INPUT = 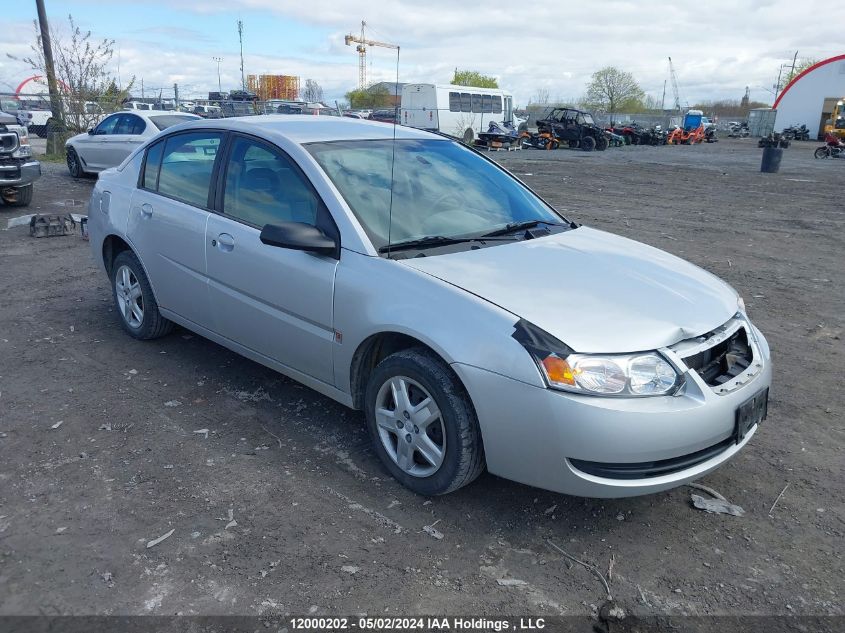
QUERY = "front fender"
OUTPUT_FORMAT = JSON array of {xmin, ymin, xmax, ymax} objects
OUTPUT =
[{"xmin": 332, "ymin": 251, "xmax": 545, "ymax": 398}]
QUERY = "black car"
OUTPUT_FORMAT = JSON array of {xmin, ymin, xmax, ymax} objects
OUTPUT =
[{"xmin": 369, "ymin": 108, "xmax": 400, "ymax": 124}]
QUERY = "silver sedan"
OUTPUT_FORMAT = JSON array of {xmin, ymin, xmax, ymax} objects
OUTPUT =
[
  {"xmin": 65, "ymin": 110, "xmax": 200, "ymax": 177},
  {"xmin": 86, "ymin": 116, "xmax": 772, "ymax": 497}
]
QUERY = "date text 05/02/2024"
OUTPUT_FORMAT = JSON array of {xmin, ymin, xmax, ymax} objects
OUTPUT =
[{"xmin": 289, "ymin": 617, "xmax": 547, "ymax": 630}]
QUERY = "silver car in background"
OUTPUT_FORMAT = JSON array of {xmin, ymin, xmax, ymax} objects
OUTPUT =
[
  {"xmin": 87, "ymin": 116, "xmax": 772, "ymax": 497},
  {"xmin": 65, "ymin": 110, "xmax": 200, "ymax": 177}
]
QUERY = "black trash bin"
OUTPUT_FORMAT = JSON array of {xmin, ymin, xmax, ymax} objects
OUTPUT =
[{"xmin": 761, "ymin": 147, "xmax": 783, "ymax": 173}]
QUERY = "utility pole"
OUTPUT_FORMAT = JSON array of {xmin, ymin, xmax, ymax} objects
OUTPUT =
[
  {"xmin": 237, "ymin": 20, "xmax": 245, "ymax": 91},
  {"xmin": 34, "ymin": 0, "xmax": 63, "ymax": 128},
  {"xmin": 661, "ymin": 80, "xmax": 666, "ymax": 111},
  {"xmin": 788, "ymin": 50, "xmax": 798, "ymax": 82},
  {"xmin": 173, "ymin": 83, "xmax": 179, "ymax": 109},
  {"xmin": 213, "ymin": 56, "xmax": 222, "ymax": 92},
  {"xmin": 141, "ymin": 78, "xmax": 144, "ymax": 100}
]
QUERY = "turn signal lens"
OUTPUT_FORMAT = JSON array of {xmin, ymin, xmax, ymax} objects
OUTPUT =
[{"xmin": 541, "ymin": 354, "xmax": 576, "ymax": 386}]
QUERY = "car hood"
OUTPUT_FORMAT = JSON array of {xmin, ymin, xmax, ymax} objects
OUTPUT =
[{"xmin": 401, "ymin": 226, "xmax": 738, "ymax": 353}]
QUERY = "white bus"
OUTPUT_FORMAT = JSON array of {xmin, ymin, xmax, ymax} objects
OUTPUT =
[{"xmin": 400, "ymin": 84, "xmax": 521, "ymax": 143}]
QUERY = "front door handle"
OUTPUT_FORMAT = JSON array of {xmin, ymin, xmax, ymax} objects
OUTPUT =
[
  {"xmin": 214, "ymin": 233, "xmax": 235, "ymax": 252},
  {"xmin": 140, "ymin": 203, "xmax": 153, "ymax": 217}
]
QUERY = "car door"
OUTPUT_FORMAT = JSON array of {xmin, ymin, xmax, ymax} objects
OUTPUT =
[
  {"xmin": 76, "ymin": 113, "xmax": 121, "ymax": 170},
  {"xmin": 205, "ymin": 134, "xmax": 338, "ymax": 385},
  {"xmin": 100, "ymin": 113, "xmax": 147, "ymax": 167},
  {"xmin": 127, "ymin": 131, "xmax": 223, "ymax": 328}
]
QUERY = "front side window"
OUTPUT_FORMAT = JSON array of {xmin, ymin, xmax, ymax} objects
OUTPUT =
[
  {"xmin": 222, "ymin": 136, "xmax": 319, "ymax": 228},
  {"xmin": 95, "ymin": 115, "xmax": 120, "ymax": 135},
  {"xmin": 155, "ymin": 132, "xmax": 222, "ymax": 208},
  {"xmin": 307, "ymin": 139, "xmax": 563, "ymax": 252}
]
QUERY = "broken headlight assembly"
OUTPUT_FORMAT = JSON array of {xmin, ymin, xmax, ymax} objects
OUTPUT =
[{"xmin": 512, "ymin": 319, "xmax": 682, "ymax": 397}]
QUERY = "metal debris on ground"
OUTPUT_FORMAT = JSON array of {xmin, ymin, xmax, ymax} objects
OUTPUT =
[
  {"xmin": 691, "ymin": 494, "xmax": 745, "ymax": 517},
  {"xmin": 546, "ymin": 539, "xmax": 612, "ymax": 601},
  {"xmin": 496, "ymin": 578, "xmax": 528, "ymax": 587},
  {"xmin": 146, "ymin": 528, "xmax": 175, "ymax": 549},
  {"xmin": 341, "ymin": 565, "xmax": 360, "ymax": 574},
  {"xmin": 423, "ymin": 519, "xmax": 444, "ymax": 540},
  {"xmin": 50, "ymin": 421, "xmax": 63, "ymax": 429},
  {"xmin": 544, "ymin": 504, "xmax": 557, "ymax": 516},
  {"xmin": 769, "ymin": 484, "xmax": 790, "ymax": 516},
  {"xmin": 193, "ymin": 428, "xmax": 210, "ymax": 439},
  {"xmin": 29, "ymin": 214, "xmax": 76, "ymax": 238}
]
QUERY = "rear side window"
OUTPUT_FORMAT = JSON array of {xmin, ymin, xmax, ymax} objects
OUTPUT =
[
  {"xmin": 482, "ymin": 94, "xmax": 492, "ymax": 113},
  {"xmin": 155, "ymin": 132, "xmax": 222, "ymax": 208},
  {"xmin": 460, "ymin": 93, "xmax": 471, "ymax": 113},
  {"xmin": 115, "ymin": 114, "xmax": 145, "ymax": 135},
  {"xmin": 471, "ymin": 94, "xmax": 482, "ymax": 113},
  {"xmin": 142, "ymin": 141, "xmax": 164, "ymax": 190},
  {"xmin": 492, "ymin": 96, "xmax": 502, "ymax": 114},
  {"xmin": 448, "ymin": 92, "xmax": 461, "ymax": 112}
]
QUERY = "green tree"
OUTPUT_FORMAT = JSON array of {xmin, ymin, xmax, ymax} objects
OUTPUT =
[
  {"xmin": 584, "ymin": 66, "xmax": 645, "ymax": 118},
  {"xmin": 785, "ymin": 58, "xmax": 818, "ymax": 84},
  {"xmin": 451, "ymin": 69, "xmax": 498, "ymax": 89},
  {"xmin": 345, "ymin": 85, "xmax": 391, "ymax": 110}
]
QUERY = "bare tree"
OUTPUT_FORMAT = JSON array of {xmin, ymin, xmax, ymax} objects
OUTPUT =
[
  {"xmin": 532, "ymin": 88, "xmax": 550, "ymax": 105},
  {"xmin": 14, "ymin": 15, "xmax": 131, "ymax": 133},
  {"xmin": 584, "ymin": 67, "xmax": 644, "ymax": 119},
  {"xmin": 302, "ymin": 79, "xmax": 323, "ymax": 103}
]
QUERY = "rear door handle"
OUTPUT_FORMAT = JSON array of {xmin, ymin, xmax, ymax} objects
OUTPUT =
[
  {"xmin": 140, "ymin": 203, "xmax": 153, "ymax": 217},
  {"xmin": 214, "ymin": 233, "xmax": 235, "ymax": 252}
]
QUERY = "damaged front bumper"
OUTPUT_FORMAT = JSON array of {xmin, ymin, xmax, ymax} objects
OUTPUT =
[{"xmin": 452, "ymin": 319, "xmax": 772, "ymax": 498}]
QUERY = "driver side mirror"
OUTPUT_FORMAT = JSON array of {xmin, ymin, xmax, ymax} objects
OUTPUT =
[
  {"xmin": 260, "ymin": 222, "xmax": 339, "ymax": 259},
  {"xmin": 87, "ymin": 128, "xmax": 94, "ymax": 135}
]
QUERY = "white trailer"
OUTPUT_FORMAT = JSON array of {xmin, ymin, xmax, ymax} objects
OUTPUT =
[{"xmin": 401, "ymin": 84, "xmax": 521, "ymax": 144}]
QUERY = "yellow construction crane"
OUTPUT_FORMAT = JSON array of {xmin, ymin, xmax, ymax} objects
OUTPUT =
[{"xmin": 344, "ymin": 21, "xmax": 398, "ymax": 90}]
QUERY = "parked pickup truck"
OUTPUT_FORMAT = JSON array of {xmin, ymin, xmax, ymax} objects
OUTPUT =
[{"xmin": 0, "ymin": 109, "xmax": 41, "ymax": 207}]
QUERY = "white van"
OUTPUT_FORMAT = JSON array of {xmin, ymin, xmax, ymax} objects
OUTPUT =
[{"xmin": 401, "ymin": 84, "xmax": 521, "ymax": 143}]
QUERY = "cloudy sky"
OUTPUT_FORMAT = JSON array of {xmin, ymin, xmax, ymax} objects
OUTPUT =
[{"xmin": 0, "ymin": 0, "xmax": 839, "ymax": 107}]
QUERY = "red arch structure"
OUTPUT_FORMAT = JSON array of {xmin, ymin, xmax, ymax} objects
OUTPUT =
[
  {"xmin": 14, "ymin": 74, "xmax": 71, "ymax": 95},
  {"xmin": 773, "ymin": 54, "xmax": 845, "ymax": 109}
]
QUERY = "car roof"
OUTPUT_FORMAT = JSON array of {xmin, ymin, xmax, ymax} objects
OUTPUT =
[{"xmin": 167, "ymin": 115, "xmax": 439, "ymax": 144}]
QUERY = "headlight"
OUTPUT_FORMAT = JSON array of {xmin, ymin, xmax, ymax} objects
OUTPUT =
[
  {"xmin": 513, "ymin": 320, "xmax": 682, "ymax": 397},
  {"xmin": 737, "ymin": 296, "xmax": 745, "ymax": 314}
]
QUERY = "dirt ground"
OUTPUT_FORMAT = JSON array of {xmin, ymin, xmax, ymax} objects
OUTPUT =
[{"xmin": 0, "ymin": 138, "xmax": 842, "ymax": 622}]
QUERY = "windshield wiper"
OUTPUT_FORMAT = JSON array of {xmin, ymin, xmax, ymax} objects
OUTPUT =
[
  {"xmin": 378, "ymin": 234, "xmax": 517, "ymax": 253},
  {"xmin": 479, "ymin": 219, "xmax": 567, "ymax": 238}
]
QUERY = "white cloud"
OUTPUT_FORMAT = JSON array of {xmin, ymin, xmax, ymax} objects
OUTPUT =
[{"xmin": 2, "ymin": 1, "xmax": 841, "ymax": 106}]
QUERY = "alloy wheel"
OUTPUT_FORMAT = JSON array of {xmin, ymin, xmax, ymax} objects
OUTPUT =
[
  {"xmin": 374, "ymin": 376, "xmax": 446, "ymax": 477},
  {"xmin": 115, "ymin": 265, "xmax": 144, "ymax": 329}
]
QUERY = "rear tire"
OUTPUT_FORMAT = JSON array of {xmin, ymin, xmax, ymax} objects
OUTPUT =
[
  {"xmin": 364, "ymin": 348, "xmax": 485, "ymax": 496},
  {"xmin": 814, "ymin": 147, "xmax": 829, "ymax": 159},
  {"xmin": 111, "ymin": 251, "xmax": 174, "ymax": 340},
  {"xmin": 462, "ymin": 128, "xmax": 474, "ymax": 144},
  {"xmin": 1, "ymin": 185, "xmax": 33, "ymax": 207},
  {"xmin": 580, "ymin": 136, "xmax": 596, "ymax": 151}
]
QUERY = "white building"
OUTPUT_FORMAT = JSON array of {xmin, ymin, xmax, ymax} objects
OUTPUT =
[{"xmin": 773, "ymin": 54, "xmax": 845, "ymax": 138}]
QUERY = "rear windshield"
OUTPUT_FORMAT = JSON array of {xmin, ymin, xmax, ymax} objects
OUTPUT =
[{"xmin": 149, "ymin": 115, "xmax": 199, "ymax": 130}]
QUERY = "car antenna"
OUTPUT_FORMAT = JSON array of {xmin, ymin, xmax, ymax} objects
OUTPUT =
[{"xmin": 386, "ymin": 44, "xmax": 400, "ymax": 259}]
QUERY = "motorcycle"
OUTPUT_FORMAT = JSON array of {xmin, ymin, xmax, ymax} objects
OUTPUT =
[
  {"xmin": 814, "ymin": 132, "xmax": 845, "ymax": 159},
  {"xmin": 782, "ymin": 124, "xmax": 810, "ymax": 141}
]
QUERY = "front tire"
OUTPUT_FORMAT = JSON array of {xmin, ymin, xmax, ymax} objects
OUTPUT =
[
  {"xmin": 67, "ymin": 147, "xmax": 83, "ymax": 178},
  {"xmin": 595, "ymin": 135, "xmax": 609, "ymax": 151},
  {"xmin": 1, "ymin": 185, "xmax": 33, "ymax": 207},
  {"xmin": 364, "ymin": 348, "xmax": 485, "ymax": 496},
  {"xmin": 111, "ymin": 251, "xmax": 174, "ymax": 340},
  {"xmin": 580, "ymin": 135, "xmax": 596, "ymax": 151},
  {"xmin": 814, "ymin": 147, "xmax": 830, "ymax": 159},
  {"xmin": 462, "ymin": 128, "xmax": 474, "ymax": 145}
]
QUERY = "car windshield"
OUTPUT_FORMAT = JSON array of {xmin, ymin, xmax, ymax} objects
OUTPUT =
[
  {"xmin": 582, "ymin": 113, "xmax": 595, "ymax": 125},
  {"xmin": 149, "ymin": 115, "xmax": 199, "ymax": 130},
  {"xmin": 307, "ymin": 139, "xmax": 564, "ymax": 252}
]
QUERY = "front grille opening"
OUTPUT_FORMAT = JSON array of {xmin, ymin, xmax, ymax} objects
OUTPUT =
[{"xmin": 683, "ymin": 327, "xmax": 752, "ymax": 386}]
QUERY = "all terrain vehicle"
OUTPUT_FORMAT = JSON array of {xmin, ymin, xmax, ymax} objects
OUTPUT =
[
  {"xmin": 536, "ymin": 107, "xmax": 608, "ymax": 151},
  {"xmin": 0, "ymin": 109, "xmax": 40, "ymax": 207}
]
